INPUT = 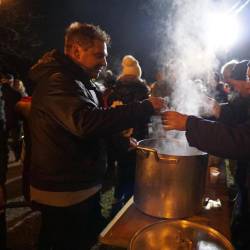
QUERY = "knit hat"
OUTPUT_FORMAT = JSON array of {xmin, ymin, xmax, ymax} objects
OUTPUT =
[
  {"xmin": 119, "ymin": 55, "xmax": 142, "ymax": 78},
  {"xmin": 231, "ymin": 60, "xmax": 249, "ymax": 80}
]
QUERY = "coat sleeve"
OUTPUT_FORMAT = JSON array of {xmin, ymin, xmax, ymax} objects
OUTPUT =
[
  {"xmin": 186, "ymin": 116, "xmax": 250, "ymax": 160},
  {"xmin": 40, "ymin": 76, "xmax": 154, "ymax": 139},
  {"xmin": 219, "ymin": 99, "xmax": 249, "ymax": 125}
]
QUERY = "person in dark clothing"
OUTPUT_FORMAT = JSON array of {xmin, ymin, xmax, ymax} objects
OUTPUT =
[
  {"xmin": 212, "ymin": 72, "xmax": 228, "ymax": 103},
  {"xmin": 0, "ymin": 73, "xmax": 23, "ymax": 162},
  {"xmin": 110, "ymin": 55, "xmax": 150, "ymax": 140},
  {"xmin": 0, "ymin": 76, "xmax": 7, "ymax": 250},
  {"xmin": 107, "ymin": 55, "xmax": 150, "ymax": 211},
  {"xmin": 151, "ymin": 66, "xmax": 173, "ymax": 99},
  {"xmin": 210, "ymin": 61, "xmax": 250, "ymax": 245},
  {"xmin": 162, "ymin": 97, "xmax": 250, "ymax": 250},
  {"xmin": 101, "ymin": 69, "xmax": 117, "ymax": 108},
  {"xmin": 222, "ymin": 60, "xmax": 250, "ymax": 249},
  {"xmin": 217, "ymin": 60, "xmax": 250, "ymax": 125},
  {"xmin": 29, "ymin": 22, "xmax": 164, "ymax": 250},
  {"xmin": 16, "ymin": 96, "xmax": 32, "ymax": 201},
  {"xmin": 163, "ymin": 61, "xmax": 250, "ymax": 249}
]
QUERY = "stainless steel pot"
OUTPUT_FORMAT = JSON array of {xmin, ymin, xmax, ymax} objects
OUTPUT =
[
  {"xmin": 134, "ymin": 138, "xmax": 208, "ymax": 219},
  {"xmin": 129, "ymin": 220, "xmax": 234, "ymax": 250}
]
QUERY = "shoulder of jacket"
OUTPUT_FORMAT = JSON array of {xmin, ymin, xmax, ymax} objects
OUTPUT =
[{"xmin": 49, "ymin": 72, "xmax": 73, "ymax": 82}]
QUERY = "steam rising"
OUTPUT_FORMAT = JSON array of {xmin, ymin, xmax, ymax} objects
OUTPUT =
[
  {"xmin": 157, "ymin": 0, "xmax": 236, "ymax": 115},
  {"xmin": 148, "ymin": 0, "xmax": 237, "ymax": 143}
]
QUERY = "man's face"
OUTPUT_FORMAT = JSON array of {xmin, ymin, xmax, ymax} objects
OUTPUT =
[
  {"xmin": 222, "ymin": 68, "xmax": 232, "ymax": 83},
  {"xmin": 76, "ymin": 40, "xmax": 108, "ymax": 79},
  {"xmin": 0, "ymin": 75, "xmax": 14, "ymax": 86}
]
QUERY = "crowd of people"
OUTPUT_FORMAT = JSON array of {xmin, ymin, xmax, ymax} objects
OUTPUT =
[
  {"xmin": 0, "ymin": 21, "xmax": 250, "ymax": 250},
  {"xmin": 0, "ymin": 73, "xmax": 28, "ymax": 250}
]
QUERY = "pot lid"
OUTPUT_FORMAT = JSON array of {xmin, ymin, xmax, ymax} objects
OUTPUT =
[{"xmin": 129, "ymin": 220, "xmax": 234, "ymax": 250}]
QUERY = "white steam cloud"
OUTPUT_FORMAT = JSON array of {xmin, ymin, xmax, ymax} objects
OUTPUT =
[
  {"xmin": 146, "ymin": 0, "xmax": 239, "ymax": 142},
  {"xmin": 157, "ymin": 0, "xmax": 236, "ymax": 115}
]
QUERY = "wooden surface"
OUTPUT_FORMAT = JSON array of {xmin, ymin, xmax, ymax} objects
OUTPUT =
[{"xmin": 99, "ymin": 165, "xmax": 231, "ymax": 249}]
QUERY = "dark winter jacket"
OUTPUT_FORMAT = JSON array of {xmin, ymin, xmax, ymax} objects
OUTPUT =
[
  {"xmin": 29, "ymin": 50, "xmax": 154, "ymax": 192},
  {"xmin": 108, "ymin": 75, "xmax": 150, "ymax": 140},
  {"xmin": 219, "ymin": 95, "xmax": 250, "ymax": 127},
  {"xmin": 109, "ymin": 75, "xmax": 149, "ymax": 105},
  {"xmin": 186, "ymin": 116, "xmax": 250, "ymax": 160}
]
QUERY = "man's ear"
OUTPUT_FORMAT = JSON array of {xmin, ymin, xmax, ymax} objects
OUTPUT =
[{"xmin": 71, "ymin": 43, "xmax": 81, "ymax": 60}]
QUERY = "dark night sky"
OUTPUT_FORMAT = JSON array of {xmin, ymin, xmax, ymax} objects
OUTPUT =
[
  {"xmin": 35, "ymin": 0, "xmax": 166, "ymax": 80},
  {"xmin": 30, "ymin": 0, "xmax": 250, "ymax": 81}
]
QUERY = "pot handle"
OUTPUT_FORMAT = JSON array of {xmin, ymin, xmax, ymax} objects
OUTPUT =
[
  {"xmin": 137, "ymin": 146, "xmax": 160, "ymax": 161},
  {"xmin": 164, "ymin": 157, "xmax": 178, "ymax": 164}
]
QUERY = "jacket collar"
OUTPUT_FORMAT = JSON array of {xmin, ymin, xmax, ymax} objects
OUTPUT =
[{"xmin": 54, "ymin": 50, "xmax": 97, "ymax": 90}]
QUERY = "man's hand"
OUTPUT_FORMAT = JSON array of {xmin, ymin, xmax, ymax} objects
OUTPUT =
[
  {"xmin": 203, "ymin": 96, "xmax": 221, "ymax": 119},
  {"xmin": 148, "ymin": 96, "xmax": 165, "ymax": 112},
  {"xmin": 161, "ymin": 111, "xmax": 188, "ymax": 131},
  {"xmin": 211, "ymin": 99, "xmax": 221, "ymax": 119}
]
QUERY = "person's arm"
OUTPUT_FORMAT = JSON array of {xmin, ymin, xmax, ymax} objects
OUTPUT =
[
  {"xmin": 38, "ymin": 76, "xmax": 164, "ymax": 139},
  {"xmin": 186, "ymin": 116, "xmax": 250, "ymax": 159},
  {"xmin": 162, "ymin": 111, "xmax": 250, "ymax": 160}
]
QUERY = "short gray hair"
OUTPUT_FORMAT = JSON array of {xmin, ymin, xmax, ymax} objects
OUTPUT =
[{"xmin": 64, "ymin": 22, "xmax": 110, "ymax": 53}]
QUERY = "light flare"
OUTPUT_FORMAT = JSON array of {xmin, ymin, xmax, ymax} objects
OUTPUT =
[{"xmin": 205, "ymin": 12, "xmax": 241, "ymax": 52}]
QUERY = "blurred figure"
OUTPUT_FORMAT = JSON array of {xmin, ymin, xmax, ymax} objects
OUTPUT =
[
  {"xmin": 0, "ymin": 73, "xmax": 23, "ymax": 162},
  {"xmin": 108, "ymin": 55, "xmax": 150, "ymax": 212},
  {"xmin": 13, "ymin": 78, "xmax": 28, "ymax": 97},
  {"xmin": 0, "ymin": 74, "xmax": 7, "ymax": 250},
  {"xmin": 98, "ymin": 69, "xmax": 118, "ymax": 186},
  {"xmin": 16, "ymin": 96, "xmax": 32, "ymax": 201},
  {"xmin": 101, "ymin": 69, "xmax": 117, "ymax": 108},
  {"xmin": 213, "ymin": 72, "xmax": 228, "ymax": 103},
  {"xmin": 197, "ymin": 60, "xmax": 250, "ymax": 249},
  {"xmin": 151, "ymin": 66, "xmax": 173, "ymax": 98},
  {"xmin": 110, "ymin": 55, "xmax": 150, "ymax": 140},
  {"xmin": 162, "ymin": 60, "xmax": 250, "ymax": 248}
]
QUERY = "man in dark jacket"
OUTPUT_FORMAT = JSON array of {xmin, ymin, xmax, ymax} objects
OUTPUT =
[{"xmin": 29, "ymin": 22, "xmax": 164, "ymax": 250}]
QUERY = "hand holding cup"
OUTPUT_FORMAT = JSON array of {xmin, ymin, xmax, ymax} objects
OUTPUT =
[{"xmin": 161, "ymin": 111, "xmax": 188, "ymax": 131}]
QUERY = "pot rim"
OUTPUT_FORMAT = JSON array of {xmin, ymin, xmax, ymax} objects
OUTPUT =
[
  {"xmin": 137, "ymin": 138, "xmax": 207, "ymax": 157},
  {"xmin": 129, "ymin": 220, "xmax": 234, "ymax": 250}
]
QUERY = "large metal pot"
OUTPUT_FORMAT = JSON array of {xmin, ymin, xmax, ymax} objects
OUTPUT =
[{"xmin": 134, "ymin": 138, "xmax": 208, "ymax": 219}]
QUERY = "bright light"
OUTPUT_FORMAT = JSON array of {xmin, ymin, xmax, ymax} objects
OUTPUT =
[{"xmin": 205, "ymin": 12, "xmax": 241, "ymax": 52}]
